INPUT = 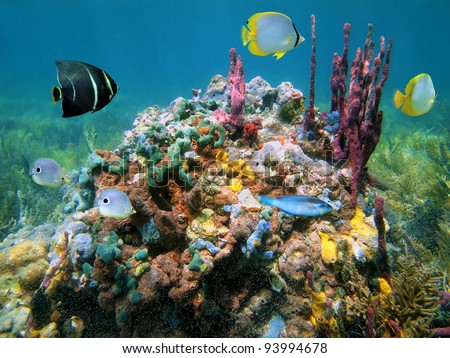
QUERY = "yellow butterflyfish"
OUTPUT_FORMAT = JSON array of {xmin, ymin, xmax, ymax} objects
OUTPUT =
[
  {"xmin": 394, "ymin": 73, "xmax": 436, "ymax": 116},
  {"xmin": 241, "ymin": 12, "xmax": 304, "ymax": 60}
]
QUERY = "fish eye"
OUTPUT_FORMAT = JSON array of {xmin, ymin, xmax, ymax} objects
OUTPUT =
[
  {"xmin": 102, "ymin": 197, "xmax": 110, "ymax": 205},
  {"xmin": 35, "ymin": 166, "xmax": 42, "ymax": 173}
]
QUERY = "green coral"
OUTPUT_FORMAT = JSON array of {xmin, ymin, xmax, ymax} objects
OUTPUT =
[
  {"xmin": 146, "ymin": 120, "xmax": 226, "ymax": 187},
  {"xmin": 436, "ymin": 219, "xmax": 450, "ymax": 275},
  {"xmin": 276, "ymin": 97, "xmax": 304, "ymax": 123},
  {"xmin": 174, "ymin": 100, "xmax": 196, "ymax": 121},
  {"xmin": 188, "ymin": 249, "xmax": 207, "ymax": 272},
  {"xmin": 82, "ymin": 263, "xmax": 94, "ymax": 278},
  {"xmin": 95, "ymin": 231, "xmax": 122, "ymax": 264},
  {"xmin": 197, "ymin": 120, "xmax": 226, "ymax": 147},
  {"xmin": 133, "ymin": 249, "xmax": 148, "ymax": 261},
  {"xmin": 146, "ymin": 123, "xmax": 169, "ymax": 145},
  {"xmin": 108, "ymin": 158, "xmax": 129, "ymax": 176}
]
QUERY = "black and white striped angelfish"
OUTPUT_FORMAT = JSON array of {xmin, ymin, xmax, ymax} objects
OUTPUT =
[{"xmin": 52, "ymin": 60, "xmax": 119, "ymax": 118}]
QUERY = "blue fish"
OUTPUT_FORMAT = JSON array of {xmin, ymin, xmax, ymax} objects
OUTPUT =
[{"xmin": 258, "ymin": 195, "xmax": 333, "ymax": 217}]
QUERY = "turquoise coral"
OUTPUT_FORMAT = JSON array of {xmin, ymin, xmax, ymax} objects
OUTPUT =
[
  {"xmin": 242, "ymin": 219, "xmax": 273, "ymax": 260},
  {"xmin": 95, "ymin": 231, "xmax": 122, "ymax": 264},
  {"xmin": 190, "ymin": 238, "xmax": 220, "ymax": 255}
]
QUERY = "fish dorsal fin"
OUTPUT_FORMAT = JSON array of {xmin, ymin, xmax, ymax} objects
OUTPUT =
[
  {"xmin": 404, "ymin": 78, "xmax": 415, "ymax": 96},
  {"xmin": 404, "ymin": 74, "xmax": 426, "ymax": 96},
  {"xmin": 278, "ymin": 195, "xmax": 308, "ymax": 201}
]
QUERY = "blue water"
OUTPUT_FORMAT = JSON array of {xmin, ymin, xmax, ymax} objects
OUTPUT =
[{"xmin": 1, "ymin": 0, "xmax": 448, "ymax": 109}]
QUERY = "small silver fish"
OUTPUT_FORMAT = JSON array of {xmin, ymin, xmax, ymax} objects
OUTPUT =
[
  {"xmin": 96, "ymin": 188, "xmax": 135, "ymax": 219},
  {"xmin": 30, "ymin": 158, "xmax": 66, "ymax": 188},
  {"xmin": 259, "ymin": 194, "xmax": 333, "ymax": 217}
]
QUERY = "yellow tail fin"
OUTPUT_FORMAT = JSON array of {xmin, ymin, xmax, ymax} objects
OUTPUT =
[
  {"xmin": 241, "ymin": 26, "xmax": 250, "ymax": 46},
  {"xmin": 393, "ymin": 90, "xmax": 405, "ymax": 109}
]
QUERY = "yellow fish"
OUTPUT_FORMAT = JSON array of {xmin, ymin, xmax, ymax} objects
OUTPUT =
[
  {"xmin": 241, "ymin": 12, "xmax": 304, "ymax": 60},
  {"xmin": 394, "ymin": 73, "xmax": 436, "ymax": 116}
]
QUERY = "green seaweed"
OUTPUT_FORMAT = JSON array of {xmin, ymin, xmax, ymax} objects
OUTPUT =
[
  {"xmin": 276, "ymin": 97, "xmax": 304, "ymax": 123},
  {"xmin": 369, "ymin": 131, "xmax": 450, "ymax": 266},
  {"xmin": 384, "ymin": 255, "xmax": 441, "ymax": 337},
  {"xmin": 0, "ymin": 97, "xmax": 126, "ymax": 239}
]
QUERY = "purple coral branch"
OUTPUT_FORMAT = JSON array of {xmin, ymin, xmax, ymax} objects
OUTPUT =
[
  {"xmin": 429, "ymin": 326, "xmax": 450, "ymax": 338},
  {"xmin": 330, "ymin": 23, "xmax": 350, "ymax": 114},
  {"xmin": 303, "ymin": 15, "xmax": 317, "ymax": 132},
  {"xmin": 374, "ymin": 195, "xmax": 392, "ymax": 287},
  {"xmin": 366, "ymin": 307, "xmax": 376, "ymax": 338},
  {"xmin": 438, "ymin": 291, "xmax": 450, "ymax": 309},
  {"xmin": 228, "ymin": 48, "xmax": 245, "ymax": 128},
  {"xmin": 331, "ymin": 24, "xmax": 392, "ymax": 206},
  {"xmin": 306, "ymin": 270, "xmax": 318, "ymax": 293},
  {"xmin": 389, "ymin": 320, "xmax": 402, "ymax": 337}
]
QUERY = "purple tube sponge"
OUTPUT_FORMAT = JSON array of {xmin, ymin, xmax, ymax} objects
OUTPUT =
[{"xmin": 228, "ymin": 48, "xmax": 245, "ymax": 128}]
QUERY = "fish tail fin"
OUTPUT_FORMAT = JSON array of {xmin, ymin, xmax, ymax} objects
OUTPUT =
[
  {"xmin": 52, "ymin": 86, "xmax": 62, "ymax": 104},
  {"xmin": 393, "ymin": 90, "xmax": 405, "ymax": 109},
  {"xmin": 241, "ymin": 25, "xmax": 255, "ymax": 46}
]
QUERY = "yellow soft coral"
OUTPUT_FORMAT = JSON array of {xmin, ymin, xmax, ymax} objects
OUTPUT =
[
  {"xmin": 350, "ymin": 207, "xmax": 378, "ymax": 239},
  {"xmin": 215, "ymin": 149, "xmax": 255, "ymax": 181},
  {"xmin": 310, "ymin": 290, "xmax": 327, "ymax": 325},
  {"xmin": 215, "ymin": 149, "xmax": 229, "ymax": 169},
  {"xmin": 377, "ymin": 277, "xmax": 392, "ymax": 305},
  {"xmin": 186, "ymin": 209, "xmax": 218, "ymax": 241},
  {"xmin": 229, "ymin": 178, "xmax": 243, "ymax": 192},
  {"xmin": 347, "ymin": 207, "xmax": 379, "ymax": 260},
  {"xmin": 319, "ymin": 231, "xmax": 337, "ymax": 264}
]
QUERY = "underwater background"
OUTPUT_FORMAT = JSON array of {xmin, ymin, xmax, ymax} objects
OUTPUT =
[{"xmin": 0, "ymin": 0, "xmax": 449, "ymax": 338}]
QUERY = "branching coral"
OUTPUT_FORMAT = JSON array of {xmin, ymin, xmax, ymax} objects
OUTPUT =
[{"xmin": 330, "ymin": 23, "xmax": 392, "ymax": 207}]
